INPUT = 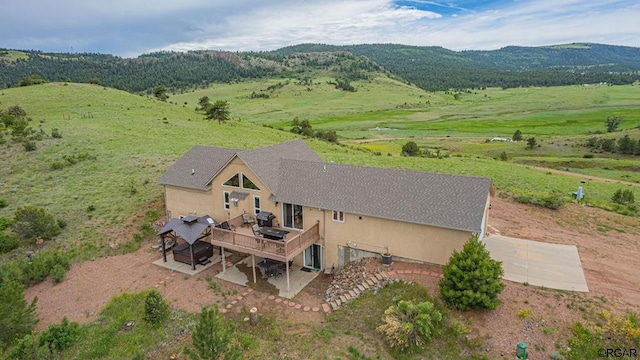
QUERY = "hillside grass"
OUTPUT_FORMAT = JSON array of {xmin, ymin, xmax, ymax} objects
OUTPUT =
[
  {"xmin": 173, "ymin": 82, "xmax": 640, "ymax": 138},
  {"xmin": 1, "ymin": 82, "xmax": 638, "ymax": 260}
]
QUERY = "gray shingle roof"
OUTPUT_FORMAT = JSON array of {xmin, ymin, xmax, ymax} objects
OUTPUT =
[
  {"xmin": 158, "ymin": 140, "xmax": 492, "ymax": 232},
  {"xmin": 237, "ymin": 139, "xmax": 322, "ymax": 191},
  {"xmin": 271, "ymin": 160, "xmax": 492, "ymax": 232},
  {"xmin": 157, "ymin": 139, "xmax": 321, "ymax": 191},
  {"xmin": 157, "ymin": 146, "xmax": 239, "ymax": 190}
]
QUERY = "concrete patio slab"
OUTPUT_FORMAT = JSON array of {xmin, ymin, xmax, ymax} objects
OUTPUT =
[
  {"xmin": 152, "ymin": 252, "xmax": 221, "ymax": 276},
  {"xmin": 216, "ymin": 255, "xmax": 320, "ymax": 299},
  {"xmin": 484, "ymin": 235, "xmax": 589, "ymax": 292}
]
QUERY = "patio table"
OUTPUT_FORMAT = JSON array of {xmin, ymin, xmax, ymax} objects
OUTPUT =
[{"xmin": 260, "ymin": 227, "xmax": 289, "ymax": 240}]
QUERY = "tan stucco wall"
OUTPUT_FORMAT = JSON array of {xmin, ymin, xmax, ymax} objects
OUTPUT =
[
  {"xmin": 164, "ymin": 157, "xmax": 280, "ymax": 223},
  {"xmin": 310, "ymin": 209, "xmax": 474, "ymax": 268}
]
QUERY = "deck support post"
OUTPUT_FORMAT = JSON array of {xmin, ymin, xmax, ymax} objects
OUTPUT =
[
  {"xmin": 221, "ymin": 248, "xmax": 226, "ymax": 273},
  {"xmin": 161, "ymin": 235, "xmax": 167, "ymax": 262},
  {"xmin": 251, "ymin": 254, "xmax": 257, "ymax": 283},
  {"xmin": 286, "ymin": 259, "xmax": 290, "ymax": 292}
]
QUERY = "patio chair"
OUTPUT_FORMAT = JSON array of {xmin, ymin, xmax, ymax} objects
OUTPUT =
[
  {"xmin": 252, "ymin": 224, "xmax": 262, "ymax": 237},
  {"xmin": 242, "ymin": 212, "xmax": 256, "ymax": 227}
]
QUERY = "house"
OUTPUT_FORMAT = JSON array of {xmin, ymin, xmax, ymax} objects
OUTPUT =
[{"xmin": 157, "ymin": 139, "xmax": 493, "ymax": 276}]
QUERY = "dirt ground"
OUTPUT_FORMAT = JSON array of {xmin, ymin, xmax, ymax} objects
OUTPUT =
[{"xmin": 24, "ymin": 193, "xmax": 640, "ymax": 359}]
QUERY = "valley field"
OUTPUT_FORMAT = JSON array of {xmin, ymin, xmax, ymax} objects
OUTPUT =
[{"xmin": 1, "ymin": 80, "xmax": 639, "ymax": 359}]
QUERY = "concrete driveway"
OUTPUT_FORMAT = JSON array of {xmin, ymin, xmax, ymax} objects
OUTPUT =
[{"xmin": 483, "ymin": 235, "xmax": 589, "ymax": 292}]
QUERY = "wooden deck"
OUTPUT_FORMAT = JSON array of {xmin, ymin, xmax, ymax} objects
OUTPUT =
[{"xmin": 210, "ymin": 215, "xmax": 321, "ymax": 263}]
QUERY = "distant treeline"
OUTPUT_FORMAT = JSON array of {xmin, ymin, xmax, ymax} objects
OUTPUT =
[{"xmin": 1, "ymin": 42, "xmax": 640, "ymax": 92}]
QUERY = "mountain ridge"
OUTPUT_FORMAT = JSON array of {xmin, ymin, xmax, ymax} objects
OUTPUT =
[{"xmin": 1, "ymin": 42, "xmax": 639, "ymax": 92}]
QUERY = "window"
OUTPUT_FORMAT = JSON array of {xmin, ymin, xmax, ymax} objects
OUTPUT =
[
  {"xmin": 223, "ymin": 174, "xmax": 240, "ymax": 187},
  {"xmin": 332, "ymin": 210, "xmax": 344, "ymax": 223},
  {"xmin": 223, "ymin": 173, "xmax": 260, "ymax": 190},
  {"xmin": 253, "ymin": 196, "xmax": 261, "ymax": 215},
  {"xmin": 243, "ymin": 175, "xmax": 260, "ymax": 190},
  {"xmin": 223, "ymin": 191, "xmax": 230, "ymax": 210},
  {"xmin": 283, "ymin": 203, "xmax": 303, "ymax": 230}
]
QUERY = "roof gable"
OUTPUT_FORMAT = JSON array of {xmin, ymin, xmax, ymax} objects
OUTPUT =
[
  {"xmin": 157, "ymin": 145, "xmax": 239, "ymax": 190},
  {"xmin": 157, "ymin": 139, "xmax": 321, "ymax": 192}
]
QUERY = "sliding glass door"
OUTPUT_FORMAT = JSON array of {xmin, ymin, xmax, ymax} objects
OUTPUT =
[{"xmin": 282, "ymin": 203, "xmax": 303, "ymax": 230}]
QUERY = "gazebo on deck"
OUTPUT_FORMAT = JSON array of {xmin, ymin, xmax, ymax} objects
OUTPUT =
[{"xmin": 157, "ymin": 215, "xmax": 218, "ymax": 270}]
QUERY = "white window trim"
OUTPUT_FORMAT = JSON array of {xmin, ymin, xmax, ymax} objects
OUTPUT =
[
  {"xmin": 223, "ymin": 191, "xmax": 230, "ymax": 210},
  {"xmin": 332, "ymin": 210, "xmax": 344, "ymax": 223},
  {"xmin": 253, "ymin": 195, "xmax": 261, "ymax": 215}
]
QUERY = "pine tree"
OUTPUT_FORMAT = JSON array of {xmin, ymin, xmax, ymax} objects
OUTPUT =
[
  {"xmin": 185, "ymin": 307, "xmax": 241, "ymax": 360},
  {"xmin": 439, "ymin": 235, "xmax": 505, "ymax": 311}
]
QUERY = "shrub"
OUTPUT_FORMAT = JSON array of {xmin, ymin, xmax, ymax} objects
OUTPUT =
[
  {"xmin": 50, "ymin": 264, "xmax": 67, "ymax": 283},
  {"xmin": 0, "ymin": 280, "xmax": 39, "ymax": 349},
  {"xmin": 440, "ymin": 235, "xmax": 505, "ymax": 311},
  {"xmin": 39, "ymin": 317, "xmax": 81, "ymax": 352},
  {"xmin": 499, "ymin": 151, "xmax": 508, "ymax": 161},
  {"xmin": 513, "ymin": 192, "xmax": 565, "ymax": 210},
  {"xmin": 51, "ymin": 128, "xmax": 62, "ymax": 138},
  {"xmin": 184, "ymin": 307, "xmax": 242, "ymax": 360},
  {"xmin": 144, "ymin": 290, "xmax": 169, "ymax": 326},
  {"xmin": 583, "ymin": 153, "xmax": 595, "ymax": 158},
  {"xmin": 23, "ymin": 140, "xmax": 37, "ymax": 152},
  {"xmin": 12, "ymin": 206, "xmax": 61, "ymax": 242},
  {"xmin": 50, "ymin": 161, "xmax": 65, "ymax": 170},
  {"xmin": 7, "ymin": 333, "xmax": 47, "ymax": 359},
  {"xmin": 401, "ymin": 141, "xmax": 421, "ymax": 156},
  {"xmin": 612, "ymin": 189, "xmax": 635, "ymax": 205},
  {"xmin": 376, "ymin": 300, "xmax": 442, "ymax": 352},
  {"xmin": 0, "ymin": 232, "xmax": 20, "ymax": 253},
  {"xmin": 0, "ymin": 199, "xmax": 8, "ymax": 208}
]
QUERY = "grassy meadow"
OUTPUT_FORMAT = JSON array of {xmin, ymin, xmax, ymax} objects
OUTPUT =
[
  {"xmin": 1, "ymin": 80, "xmax": 638, "ymax": 257},
  {"xmin": 1, "ymin": 79, "xmax": 640, "ymax": 359}
]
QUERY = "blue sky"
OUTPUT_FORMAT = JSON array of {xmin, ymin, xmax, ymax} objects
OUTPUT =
[{"xmin": 1, "ymin": 0, "xmax": 638, "ymax": 57}]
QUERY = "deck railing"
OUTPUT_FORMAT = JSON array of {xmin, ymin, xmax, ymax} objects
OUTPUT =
[{"xmin": 210, "ymin": 221, "xmax": 320, "ymax": 260}]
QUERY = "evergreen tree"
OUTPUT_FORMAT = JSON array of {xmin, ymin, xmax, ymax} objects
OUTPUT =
[
  {"xmin": 185, "ymin": 307, "xmax": 241, "ymax": 360},
  {"xmin": 0, "ymin": 280, "xmax": 39, "ymax": 348},
  {"xmin": 205, "ymin": 100, "xmax": 230, "ymax": 125},
  {"xmin": 144, "ymin": 290, "xmax": 169, "ymax": 326},
  {"xmin": 439, "ymin": 235, "xmax": 505, "ymax": 311},
  {"xmin": 526, "ymin": 137, "xmax": 537, "ymax": 149},
  {"xmin": 512, "ymin": 130, "xmax": 523, "ymax": 141}
]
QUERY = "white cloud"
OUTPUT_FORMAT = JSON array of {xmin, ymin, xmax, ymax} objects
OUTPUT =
[{"xmin": 1, "ymin": 0, "xmax": 638, "ymax": 56}]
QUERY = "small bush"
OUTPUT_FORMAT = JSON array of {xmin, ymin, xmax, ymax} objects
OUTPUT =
[
  {"xmin": 50, "ymin": 264, "xmax": 67, "ymax": 283},
  {"xmin": 12, "ymin": 206, "xmax": 61, "ymax": 242},
  {"xmin": 377, "ymin": 300, "xmax": 442, "ymax": 352},
  {"xmin": 513, "ymin": 192, "xmax": 565, "ymax": 210},
  {"xmin": 583, "ymin": 153, "xmax": 595, "ymax": 158},
  {"xmin": 144, "ymin": 290, "xmax": 169, "ymax": 326},
  {"xmin": 612, "ymin": 189, "xmax": 635, "ymax": 205},
  {"xmin": 23, "ymin": 140, "xmax": 37, "ymax": 151},
  {"xmin": 499, "ymin": 151, "xmax": 508, "ymax": 161},
  {"xmin": 518, "ymin": 308, "xmax": 531, "ymax": 319},
  {"xmin": 51, "ymin": 128, "xmax": 62, "ymax": 138},
  {"xmin": 39, "ymin": 317, "xmax": 81, "ymax": 352},
  {"xmin": 0, "ymin": 199, "xmax": 8, "ymax": 208},
  {"xmin": 0, "ymin": 232, "xmax": 20, "ymax": 253},
  {"xmin": 50, "ymin": 161, "xmax": 65, "ymax": 170},
  {"xmin": 56, "ymin": 219, "xmax": 67, "ymax": 229}
]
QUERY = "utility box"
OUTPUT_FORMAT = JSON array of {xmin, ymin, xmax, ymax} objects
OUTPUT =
[{"xmin": 516, "ymin": 342, "xmax": 527, "ymax": 359}]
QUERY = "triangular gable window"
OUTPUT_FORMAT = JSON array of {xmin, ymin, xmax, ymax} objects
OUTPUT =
[
  {"xmin": 223, "ymin": 173, "xmax": 240, "ymax": 187},
  {"xmin": 242, "ymin": 174, "xmax": 260, "ymax": 190}
]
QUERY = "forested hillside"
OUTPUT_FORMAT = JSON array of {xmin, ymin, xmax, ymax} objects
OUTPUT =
[{"xmin": 1, "ymin": 42, "xmax": 639, "ymax": 92}]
